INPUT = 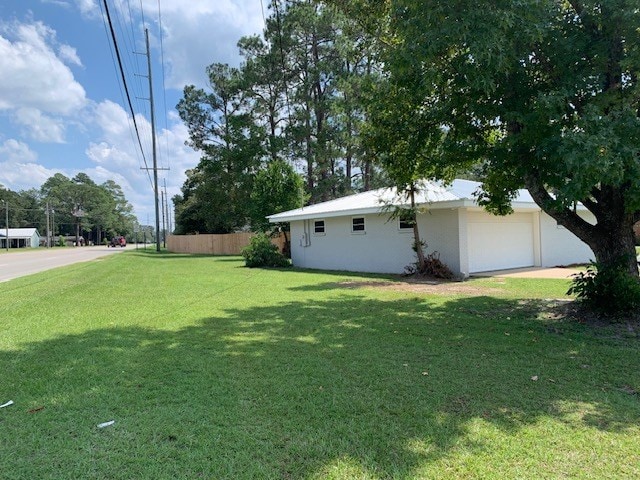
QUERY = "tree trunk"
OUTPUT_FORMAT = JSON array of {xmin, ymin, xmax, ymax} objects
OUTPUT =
[
  {"xmin": 281, "ymin": 228, "xmax": 291, "ymax": 258},
  {"xmin": 409, "ymin": 187, "xmax": 426, "ymax": 272},
  {"xmin": 525, "ymin": 175, "xmax": 639, "ymax": 277},
  {"xmin": 587, "ymin": 215, "xmax": 638, "ymax": 276}
]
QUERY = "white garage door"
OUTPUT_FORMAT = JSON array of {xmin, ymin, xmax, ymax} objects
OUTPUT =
[{"xmin": 468, "ymin": 212, "xmax": 535, "ymax": 273}]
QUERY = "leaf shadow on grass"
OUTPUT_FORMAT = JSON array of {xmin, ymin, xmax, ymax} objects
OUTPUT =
[{"xmin": 1, "ymin": 295, "xmax": 639, "ymax": 478}]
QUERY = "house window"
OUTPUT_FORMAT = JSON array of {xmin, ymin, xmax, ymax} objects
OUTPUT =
[
  {"xmin": 398, "ymin": 210, "xmax": 415, "ymax": 231},
  {"xmin": 352, "ymin": 217, "xmax": 365, "ymax": 233},
  {"xmin": 314, "ymin": 220, "xmax": 325, "ymax": 235}
]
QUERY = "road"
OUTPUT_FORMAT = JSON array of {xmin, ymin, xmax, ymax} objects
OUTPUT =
[{"xmin": 0, "ymin": 246, "xmax": 128, "ymax": 283}]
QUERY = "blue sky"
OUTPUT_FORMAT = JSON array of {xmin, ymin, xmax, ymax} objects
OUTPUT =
[{"xmin": 0, "ymin": 0, "xmax": 264, "ymax": 225}]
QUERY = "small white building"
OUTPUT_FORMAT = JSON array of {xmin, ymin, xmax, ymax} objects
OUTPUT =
[
  {"xmin": 268, "ymin": 179, "xmax": 595, "ymax": 277},
  {"xmin": 0, "ymin": 228, "xmax": 41, "ymax": 249}
]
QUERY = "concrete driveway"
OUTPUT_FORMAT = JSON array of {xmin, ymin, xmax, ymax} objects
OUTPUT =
[
  {"xmin": 0, "ymin": 246, "xmax": 127, "ymax": 283},
  {"xmin": 471, "ymin": 266, "xmax": 583, "ymax": 279}
]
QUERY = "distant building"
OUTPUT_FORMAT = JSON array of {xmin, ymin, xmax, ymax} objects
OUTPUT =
[{"xmin": 0, "ymin": 228, "xmax": 41, "ymax": 249}]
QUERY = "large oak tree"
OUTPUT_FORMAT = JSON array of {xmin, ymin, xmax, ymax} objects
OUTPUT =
[{"xmin": 334, "ymin": 0, "xmax": 640, "ymax": 276}]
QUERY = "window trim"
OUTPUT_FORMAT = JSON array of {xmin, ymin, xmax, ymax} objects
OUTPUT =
[
  {"xmin": 398, "ymin": 211, "xmax": 415, "ymax": 232},
  {"xmin": 351, "ymin": 216, "xmax": 366, "ymax": 234},
  {"xmin": 313, "ymin": 219, "xmax": 326, "ymax": 236}
]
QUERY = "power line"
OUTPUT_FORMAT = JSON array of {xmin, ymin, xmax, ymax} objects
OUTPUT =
[
  {"xmin": 98, "ymin": 1, "xmax": 147, "ymax": 185},
  {"xmin": 157, "ymin": 0, "xmax": 171, "ymax": 172},
  {"xmin": 101, "ymin": 0, "xmax": 153, "ymax": 190},
  {"xmin": 259, "ymin": 0, "xmax": 266, "ymax": 28}
]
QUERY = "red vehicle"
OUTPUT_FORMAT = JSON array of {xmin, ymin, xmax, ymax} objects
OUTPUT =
[{"xmin": 109, "ymin": 236, "xmax": 127, "ymax": 248}]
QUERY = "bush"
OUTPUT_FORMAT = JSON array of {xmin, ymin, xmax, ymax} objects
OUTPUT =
[
  {"xmin": 567, "ymin": 259, "xmax": 640, "ymax": 315},
  {"xmin": 406, "ymin": 241, "xmax": 455, "ymax": 279},
  {"xmin": 241, "ymin": 233, "xmax": 290, "ymax": 268}
]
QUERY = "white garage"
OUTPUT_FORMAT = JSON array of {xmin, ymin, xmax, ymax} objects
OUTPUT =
[
  {"xmin": 268, "ymin": 179, "xmax": 595, "ymax": 277},
  {"xmin": 467, "ymin": 211, "xmax": 535, "ymax": 272}
]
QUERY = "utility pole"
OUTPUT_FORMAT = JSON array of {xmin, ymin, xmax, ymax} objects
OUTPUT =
[
  {"xmin": 145, "ymin": 28, "xmax": 161, "ymax": 253},
  {"xmin": 163, "ymin": 178, "xmax": 170, "ymax": 241},
  {"xmin": 2, "ymin": 200, "xmax": 7, "ymax": 251},
  {"xmin": 46, "ymin": 202, "xmax": 51, "ymax": 248},
  {"xmin": 161, "ymin": 189, "xmax": 166, "ymax": 248},
  {"xmin": 52, "ymin": 209, "xmax": 55, "ymax": 246}
]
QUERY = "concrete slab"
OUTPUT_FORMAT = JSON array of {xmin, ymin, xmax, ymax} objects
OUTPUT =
[{"xmin": 471, "ymin": 266, "xmax": 582, "ymax": 279}]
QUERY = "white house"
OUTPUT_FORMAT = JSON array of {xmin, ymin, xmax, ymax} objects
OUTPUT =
[
  {"xmin": 268, "ymin": 179, "xmax": 595, "ymax": 277},
  {"xmin": 0, "ymin": 228, "xmax": 41, "ymax": 249}
]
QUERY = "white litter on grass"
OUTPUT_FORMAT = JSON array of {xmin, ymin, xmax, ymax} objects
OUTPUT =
[
  {"xmin": 0, "ymin": 400, "xmax": 14, "ymax": 408},
  {"xmin": 97, "ymin": 420, "xmax": 115, "ymax": 428}
]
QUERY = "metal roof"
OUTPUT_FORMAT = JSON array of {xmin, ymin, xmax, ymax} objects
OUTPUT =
[
  {"xmin": 0, "ymin": 228, "xmax": 40, "ymax": 238},
  {"xmin": 268, "ymin": 179, "xmax": 537, "ymax": 222}
]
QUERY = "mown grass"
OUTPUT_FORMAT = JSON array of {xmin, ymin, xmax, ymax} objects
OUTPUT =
[{"xmin": 1, "ymin": 252, "xmax": 639, "ymax": 479}]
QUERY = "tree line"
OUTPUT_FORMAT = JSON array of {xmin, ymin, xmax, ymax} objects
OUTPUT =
[
  {"xmin": 0, "ymin": 173, "xmax": 140, "ymax": 245},
  {"xmin": 173, "ymin": 0, "xmax": 386, "ymax": 235},
  {"xmin": 176, "ymin": 0, "xmax": 640, "ymax": 298}
]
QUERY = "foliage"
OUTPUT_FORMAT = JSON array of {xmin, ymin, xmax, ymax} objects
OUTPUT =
[
  {"xmin": 174, "ymin": 0, "xmax": 387, "ymax": 234},
  {"xmin": 422, "ymin": 251, "xmax": 455, "ymax": 280},
  {"xmin": 241, "ymin": 233, "xmax": 290, "ymax": 268},
  {"xmin": 175, "ymin": 64, "xmax": 263, "ymax": 234},
  {"xmin": 331, "ymin": 0, "xmax": 640, "ymax": 281},
  {"xmin": 568, "ymin": 259, "xmax": 640, "ymax": 315},
  {"xmin": 404, "ymin": 240, "xmax": 455, "ymax": 280},
  {"xmin": 1, "ymin": 173, "xmax": 136, "ymax": 244},
  {"xmin": 249, "ymin": 160, "xmax": 305, "ymax": 233}
]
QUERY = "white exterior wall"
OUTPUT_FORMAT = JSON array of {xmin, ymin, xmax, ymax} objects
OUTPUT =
[
  {"xmin": 30, "ymin": 233, "xmax": 40, "ymax": 248},
  {"xmin": 417, "ymin": 209, "xmax": 462, "ymax": 274},
  {"xmin": 289, "ymin": 209, "xmax": 462, "ymax": 275},
  {"xmin": 290, "ymin": 213, "xmax": 415, "ymax": 273},
  {"xmin": 539, "ymin": 211, "xmax": 595, "ymax": 266},
  {"xmin": 287, "ymin": 208, "xmax": 596, "ymax": 275}
]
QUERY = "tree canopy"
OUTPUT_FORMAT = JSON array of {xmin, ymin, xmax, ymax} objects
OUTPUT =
[
  {"xmin": 1, "ymin": 173, "xmax": 137, "ymax": 244},
  {"xmin": 332, "ymin": 0, "xmax": 640, "ymax": 276},
  {"xmin": 173, "ymin": 0, "xmax": 386, "ymax": 235}
]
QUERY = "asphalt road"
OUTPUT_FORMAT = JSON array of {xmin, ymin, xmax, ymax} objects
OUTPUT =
[{"xmin": 0, "ymin": 246, "xmax": 127, "ymax": 283}]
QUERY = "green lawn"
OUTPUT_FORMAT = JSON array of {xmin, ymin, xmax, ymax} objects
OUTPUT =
[{"xmin": 1, "ymin": 252, "xmax": 638, "ymax": 479}]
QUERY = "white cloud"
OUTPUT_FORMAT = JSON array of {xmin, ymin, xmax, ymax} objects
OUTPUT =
[
  {"xmin": 70, "ymin": 0, "xmax": 100, "ymax": 19},
  {"xmin": 58, "ymin": 44, "xmax": 83, "ymax": 67},
  {"xmin": 93, "ymin": 100, "xmax": 136, "ymax": 139},
  {"xmin": 0, "ymin": 139, "xmax": 38, "ymax": 163},
  {"xmin": 15, "ymin": 108, "xmax": 66, "ymax": 143},
  {"xmin": 0, "ymin": 139, "xmax": 58, "ymax": 190},
  {"xmin": 86, "ymin": 100, "xmax": 200, "ymax": 222},
  {"xmin": 131, "ymin": 0, "xmax": 264, "ymax": 89},
  {"xmin": 40, "ymin": 0, "xmax": 71, "ymax": 8},
  {"xmin": 0, "ymin": 20, "xmax": 87, "ymax": 115}
]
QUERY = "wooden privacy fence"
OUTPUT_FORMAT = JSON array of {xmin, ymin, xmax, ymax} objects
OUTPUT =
[{"xmin": 167, "ymin": 232, "xmax": 285, "ymax": 255}]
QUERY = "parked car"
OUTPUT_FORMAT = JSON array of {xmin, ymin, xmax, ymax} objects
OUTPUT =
[{"xmin": 108, "ymin": 236, "xmax": 126, "ymax": 248}]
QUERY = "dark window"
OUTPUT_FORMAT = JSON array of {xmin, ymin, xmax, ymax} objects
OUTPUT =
[
  {"xmin": 352, "ymin": 217, "xmax": 365, "ymax": 233},
  {"xmin": 398, "ymin": 210, "xmax": 415, "ymax": 230},
  {"xmin": 314, "ymin": 220, "xmax": 325, "ymax": 234}
]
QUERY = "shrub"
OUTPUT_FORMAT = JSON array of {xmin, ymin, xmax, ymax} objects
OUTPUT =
[
  {"xmin": 241, "ymin": 233, "xmax": 290, "ymax": 268},
  {"xmin": 567, "ymin": 259, "xmax": 640, "ymax": 315},
  {"xmin": 406, "ymin": 241, "xmax": 455, "ymax": 279},
  {"xmin": 422, "ymin": 251, "xmax": 455, "ymax": 279}
]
